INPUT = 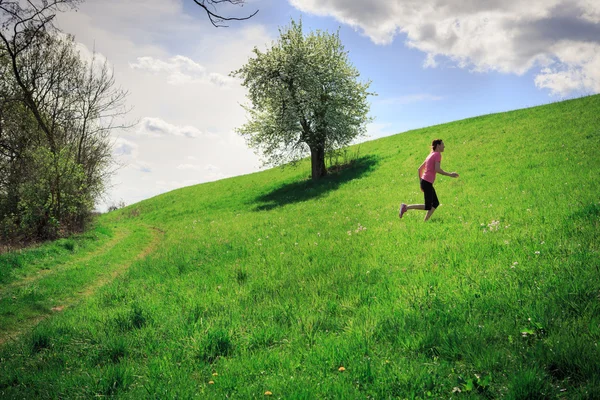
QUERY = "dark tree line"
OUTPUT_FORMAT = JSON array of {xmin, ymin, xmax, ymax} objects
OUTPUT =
[{"xmin": 0, "ymin": 0, "xmax": 127, "ymax": 241}]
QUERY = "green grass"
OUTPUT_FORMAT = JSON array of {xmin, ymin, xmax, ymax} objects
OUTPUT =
[
  {"xmin": 1, "ymin": 95, "xmax": 599, "ymax": 398},
  {"xmin": 0, "ymin": 225, "xmax": 111, "ymax": 285},
  {"xmin": 0, "ymin": 222, "xmax": 157, "ymax": 343}
]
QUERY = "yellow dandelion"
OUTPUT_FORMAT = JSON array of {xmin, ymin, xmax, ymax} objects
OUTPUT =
[
  {"xmin": 212, "ymin": 372, "xmax": 218, "ymax": 376},
  {"xmin": 264, "ymin": 391, "xmax": 273, "ymax": 396},
  {"xmin": 338, "ymin": 366, "xmax": 346, "ymax": 372},
  {"xmin": 208, "ymin": 380, "xmax": 215, "ymax": 385}
]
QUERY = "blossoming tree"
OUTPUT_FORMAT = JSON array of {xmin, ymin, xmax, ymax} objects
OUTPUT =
[{"xmin": 231, "ymin": 19, "xmax": 374, "ymax": 180}]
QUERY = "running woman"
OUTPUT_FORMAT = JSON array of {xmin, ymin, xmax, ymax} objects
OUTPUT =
[{"xmin": 399, "ymin": 139, "xmax": 459, "ymax": 221}]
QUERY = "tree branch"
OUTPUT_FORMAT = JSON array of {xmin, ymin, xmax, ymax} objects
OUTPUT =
[{"xmin": 191, "ymin": 0, "xmax": 258, "ymax": 27}]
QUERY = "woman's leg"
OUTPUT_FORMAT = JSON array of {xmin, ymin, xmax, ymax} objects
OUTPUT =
[
  {"xmin": 399, "ymin": 204, "xmax": 436, "ymax": 221},
  {"xmin": 399, "ymin": 203, "xmax": 425, "ymax": 218},
  {"xmin": 424, "ymin": 207, "xmax": 436, "ymax": 221},
  {"xmin": 424, "ymin": 184, "xmax": 439, "ymax": 221},
  {"xmin": 399, "ymin": 180, "xmax": 439, "ymax": 220}
]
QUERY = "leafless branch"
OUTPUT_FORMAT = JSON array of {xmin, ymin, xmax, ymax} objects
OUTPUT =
[{"xmin": 192, "ymin": 0, "xmax": 258, "ymax": 27}]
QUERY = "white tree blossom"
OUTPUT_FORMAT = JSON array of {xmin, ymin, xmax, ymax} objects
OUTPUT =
[{"xmin": 232, "ymin": 19, "xmax": 374, "ymax": 179}]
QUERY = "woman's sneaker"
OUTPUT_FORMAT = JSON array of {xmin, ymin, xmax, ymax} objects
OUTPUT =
[{"xmin": 399, "ymin": 203, "xmax": 407, "ymax": 218}]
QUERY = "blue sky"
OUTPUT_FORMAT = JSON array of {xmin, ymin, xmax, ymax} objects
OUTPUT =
[{"xmin": 55, "ymin": 0, "xmax": 600, "ymax": 210}]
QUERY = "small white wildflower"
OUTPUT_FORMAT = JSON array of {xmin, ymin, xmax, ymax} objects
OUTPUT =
[
  {"xmin": 535, "ymin": 251, "xmax": 540, "ymax": 255},
  {"xmin": 486, "ymin": 220, "xmax": 500, "ymax": 232}
]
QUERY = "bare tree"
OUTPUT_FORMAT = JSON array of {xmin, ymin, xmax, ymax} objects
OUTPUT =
[
  {"xmin": 71, "ymin": 50, "xmax": 131, "ymax": 212},
  {"xmin": 192, "ymin": 0, "xmax": 258, "ymax": 27},
  {"xmin": 0, "ymin": 0, "xmax": 81, "ymax": 153}
]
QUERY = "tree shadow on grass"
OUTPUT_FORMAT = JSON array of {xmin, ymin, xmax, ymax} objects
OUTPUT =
[{"xmin": 253, "ymin": 155, "xmax": 380, "ymax": 211}]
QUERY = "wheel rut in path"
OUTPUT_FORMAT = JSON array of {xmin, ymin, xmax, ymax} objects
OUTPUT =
[{"xmin": 0, "ymin": 225, "xmax": 164, "ymax": 347}]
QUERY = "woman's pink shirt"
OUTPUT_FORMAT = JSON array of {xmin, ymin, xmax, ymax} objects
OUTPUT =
[{"xmin": 421, "ymin": 151, "xmax": 441, "ymax": 183}]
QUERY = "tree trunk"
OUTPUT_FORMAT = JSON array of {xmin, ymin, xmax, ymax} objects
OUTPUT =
[{"xmin": 309, "ymin": 143, "xmax": 327, "ymax": 180}]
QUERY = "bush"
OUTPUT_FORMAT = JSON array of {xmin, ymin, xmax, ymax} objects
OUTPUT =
[{"xmin": 1, "ymin": 147, "xmax": 95, "ymax": 242}]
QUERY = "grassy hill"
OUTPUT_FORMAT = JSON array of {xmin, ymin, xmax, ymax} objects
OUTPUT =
[{"xmin": 1, "ymin": 94, "xmax": 599, "ymax": 398}]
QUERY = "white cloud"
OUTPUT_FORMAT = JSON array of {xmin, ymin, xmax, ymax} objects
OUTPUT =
[
  {"xmin": 113, "ymin": 137, "xmax": 138, "ymax": 157},
  {"xmin": 290, "ymin": 0, "xmax": 600, "ymax": 95},
  {"xmin": 136, "ymin": 117, "xmax": 209, "ymax": 138},
  {"xmin": 52, "ymin": 31, "xmax": 112, "ymax": 73},
  {"xmin": 131, "ymin": 161, "xmax": 153, "ymax": 173},
  {"xmin": 534, "ymin": 40, "xmax": 600, "ymax": 95},
  {"xmin": 130, "ymin": 55, "xmax": 233, "ymax": 86}
]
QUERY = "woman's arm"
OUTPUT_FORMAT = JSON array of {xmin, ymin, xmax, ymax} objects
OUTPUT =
[{"xmin": 435, "ymin": 162, "xmax": 459, "ymax": 178}]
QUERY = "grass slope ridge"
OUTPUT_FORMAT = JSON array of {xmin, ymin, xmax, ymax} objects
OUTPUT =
[{"xmin": 1, "ymin": 95, "xmax": 599, "ymax": 398}]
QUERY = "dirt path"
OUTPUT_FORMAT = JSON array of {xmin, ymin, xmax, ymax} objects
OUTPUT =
[
  {"xmin": 76, "ymin": 226, "xmax": 163, "ymax": 299},
  {"xmin": 0, "ymin": 228, "xmax": 129, "ymax": 298},
  {"xmin": 0, "ymin": 225, "xmax": 164, "ymax": 347}
]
